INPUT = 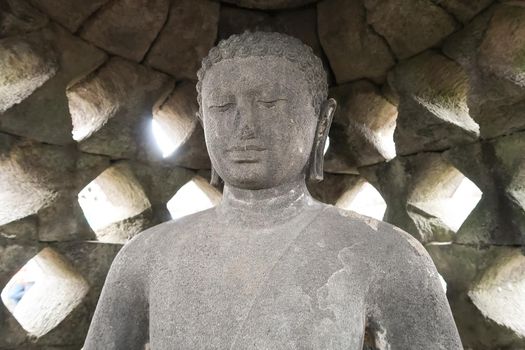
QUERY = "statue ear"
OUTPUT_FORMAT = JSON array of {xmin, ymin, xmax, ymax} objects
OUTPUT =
[{"xmin": 309, "ymin": 98, "xmax": 337, "ymax": 182}]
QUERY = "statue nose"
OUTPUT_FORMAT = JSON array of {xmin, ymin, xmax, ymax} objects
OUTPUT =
[{"xmin": 236, "ymin": 104, "xmax": 256, "ymax": 140}]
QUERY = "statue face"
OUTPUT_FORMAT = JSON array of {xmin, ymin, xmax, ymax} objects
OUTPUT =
[{"xmin": 201, "ymin": 56, "xmax": 318, "ymax": 189}]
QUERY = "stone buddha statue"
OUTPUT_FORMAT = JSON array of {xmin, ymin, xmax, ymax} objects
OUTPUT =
[{"xmin": 84, "ymin": 32, "xmax": 462, "ymax": 349}]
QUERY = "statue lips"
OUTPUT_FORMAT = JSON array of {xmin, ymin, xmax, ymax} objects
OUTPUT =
[{"xmin": 226, "ymin": 144, "xmax": 267, "ymax": 163}]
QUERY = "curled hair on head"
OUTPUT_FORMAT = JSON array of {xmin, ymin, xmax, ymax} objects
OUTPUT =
[{"xmin": 196, "ymin": 31, "xmax": 328, "ymax": 117}]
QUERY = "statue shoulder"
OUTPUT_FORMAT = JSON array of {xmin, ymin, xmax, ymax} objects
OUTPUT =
[{"xmin": 318, "ymin": 205, "xmax": 434, "ymax": 267}]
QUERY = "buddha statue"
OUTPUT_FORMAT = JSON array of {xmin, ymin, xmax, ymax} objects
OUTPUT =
[{"xmin": 84, "ymin": 32, "xmax": 462, "ymax": 349}]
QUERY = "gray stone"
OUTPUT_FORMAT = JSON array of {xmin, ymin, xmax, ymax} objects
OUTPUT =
[
  {"xmin": 0, "ymin": 33, "xmax": 58, "ymax": 113},
  {"xmin": 364, "ymin": 0, "xmax": 458, "ymax": 59},
  {"xmin": 324, "ymin": 81, "xmax": 397, "ymax": 173},
  {"xmin": 443, "ymin": 3, "xmax": 525, "ymax": 139},
  {"xmin": 67, "ymin": 57, "xmax": 173, "ymax": 159},
  {"xmin": 151, "ymin": 80, "xmax": 211, "ymax": 169},
  {"xmin": 318, "ymin": 0, "xmax": 395, "ymax": 84},
  {"xmin": 0, "ymin": 132, "xmax": 108, "ymax": 241},
  {"xmin": 427, "ymin": 244, "xmax": 525, "ymax": 349},
  {"xmin": 389, "ymin": 50, "xmax": 479, "ymax": 155},
  {"xmin": 85, "ymin": 32, "xmax": 461, "ymax": 349},
  {"xmin": 220, "ymin": 0, "xmax": 318, "ymax": 10},
  {"xmin": 444, "ymin": 132, "xmax": 525, "ymax": 246},
  {"xmin": 0, "ymin": 0, "xmax": 48, "ymax": 37},
  {"xmin": 28, "ymin": 0, "xmax": 109, "ymax": 32},
  {"xmin": 360, "ymin": 152, "xmax": 466, "ymax": 243},
  {"xmin": 80, "ymin": 0, "xmax": 169, "ymax": 62},
  {"xmin": 145, "ymin": 0, "xmax": 219, "ymax": 80},
  {"xmin": 0, "ymin": 23, "xmax": 107, "ymax": 145},
  {"xmin": 431, "ymin": 0, "xmax": 493, "ymax": 23}
]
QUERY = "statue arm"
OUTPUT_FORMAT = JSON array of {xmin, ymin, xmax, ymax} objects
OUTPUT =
[
  {"xmin": 369, "ymin": 233, "xmax": 463, "ymax": 349},
  {"xmin": 83, "ymin": 242, "xmax": 149, "ymax": 350}
]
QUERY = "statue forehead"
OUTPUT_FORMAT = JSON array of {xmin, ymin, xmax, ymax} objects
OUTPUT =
[{"xmin": 201, "ymin": 56, "xmax": 309, "ymax": 92}]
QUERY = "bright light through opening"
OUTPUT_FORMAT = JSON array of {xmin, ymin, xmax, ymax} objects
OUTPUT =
[
  {"xmin": 152, "ymin": 119, "xmax": 177, "ymax": 158},
  {"xmin": 167, "ymin": 178, "xmax": 221, "ymax": 220},
  {"xmin": 324, "ymin": 137, "xmax": 330, "ymax": 155},
  {"xmin": 336, "ymin": 182, "xmax": 387, "ymax": 221},
  {"xmin": 0, "ymin": 248, "xmax": 89, "ymax": 337}
]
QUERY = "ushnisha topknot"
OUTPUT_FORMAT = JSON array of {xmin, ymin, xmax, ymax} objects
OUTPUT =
[{"xmin": 196, "ymin": 31, "xmax": 328, "ymax": 116}]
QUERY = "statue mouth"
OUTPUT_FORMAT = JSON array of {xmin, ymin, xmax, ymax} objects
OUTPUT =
[
  {"xmin": 226, "ymin": 145, "xmax": 267, "ymax": 163},
  {"xmin": 226, "ymin": 145, "xmax": 267, "ymax": 152}
]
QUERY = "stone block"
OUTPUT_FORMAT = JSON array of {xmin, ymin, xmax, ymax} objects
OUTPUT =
[
  {"xmin": 28, "ymin": 0, "xmax": 109, "ymax": 32},
  {"xmin": 220, "ymin": 0, "xmax": 318, "ymax": 10},
  {"xmin": 427, "ymin": 244, "xmax": 525, "ymax": 349},
  {"xmin": 318, "ymin": 0, "xmax": 394, "ymax": 84},
  {"xmin": 0, "ymin": 133, "xmax": 109, "ymax": 241},
  {"xmin": 77, "ymin": 162, "xmax": 152, "ymax": 244},
  {"xmin": 364, "ymin": 0, "xmax": 458, "ymax": 59},
  {"xmin": 68, "ymin": 57, "xmax": 173, "ymax": 159},
  {"xmin": 0, "ymin": 24, "xmax": 107, "ymax": 145},
  {"xmin": 443, "ymin": 3, "xmax": 525, "ymax": 139},
  {"xmin": 145, "ymin": 0, "xmax": 219, "ymax": 80},
  {"xmin": 389, "ymin": 50, "xmax": 479, "ymax": 155},
  {"xmin": 152, "ymin": 81, "xmax": 211, "ymax": 169},
  {"xmin": 80, "ymin": 0, "xmax": 169, "ymax": 62},
  {"xmin": 444, "ymin": 132, "xmax": 525, "ymax": 245},
  {"xmin": 0, "ymin": 0, "xmax": 48, "ymax": 37},
  {"xmin": 361, "ymin": 153, "xmax": 470, "ymax": 243},
  {"xmin": 0, "ymin": 33, "xmax": 58, "ymax": 113},
  {"xmin": 324, "ymin": 81, "xmax": 397, "ymax": 173},
  {"xmin": 430, "ymin": 0, "xmax": 493, "ymax": 23}
]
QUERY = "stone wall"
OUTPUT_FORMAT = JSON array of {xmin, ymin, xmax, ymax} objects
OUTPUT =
[{"xmin": 0, "ymin": 0, "xmax": 523, "ymax": 349}]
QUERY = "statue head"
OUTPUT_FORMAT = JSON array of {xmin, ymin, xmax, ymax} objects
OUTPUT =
[{"xmin": 197, "ymin": 32, "xmax": 336, "ymax": 190}]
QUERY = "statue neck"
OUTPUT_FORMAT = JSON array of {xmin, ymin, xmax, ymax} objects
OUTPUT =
[{"xmin": 218, "ymin": 178, "xmax": 317, "ymax": 224}]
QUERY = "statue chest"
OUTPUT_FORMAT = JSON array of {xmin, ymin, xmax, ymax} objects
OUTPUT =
[{"xmin": 147, "ymin": 225, "xmax": 372, "ymax": 349}]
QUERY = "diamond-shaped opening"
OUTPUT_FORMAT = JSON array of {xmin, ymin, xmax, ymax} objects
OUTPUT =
[
  {"xmin": 336, "ymin": 181, "xmax": 387, "ymax": 221},
  {"xmin": 469, "ymin": 250, "xmax": 525, "ymax": 337},
  {"xmin": 151, "ymin": 82, "xmax": 198, "ymax": 158},
  {"xmin": 1, "ymin": 248, "xmax": 89, "ymax": 338},
  {"xmin": 410, "ymin": 169, "xmax": 482, "ymax": 233},
  {"xmin": 167, "ymin": 176, "xmax": 221, "ymax": 220},
  {"xmin": 78, "ymin": 163, "xmax": 151, "ymax": 242}
]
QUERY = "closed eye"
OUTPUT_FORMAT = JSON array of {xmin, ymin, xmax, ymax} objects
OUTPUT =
[
  {"xmin": 209, "ymin": 102, "xmax": 235, "ymax": 111},
  {"xmin": 257, "ymin": 99, "xmax": 287, "ymax": 108}
]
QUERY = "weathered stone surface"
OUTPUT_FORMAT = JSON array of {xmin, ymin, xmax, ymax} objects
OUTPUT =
[
  {"xmin": 29, "ymin": 241, "xmax": 122, "ymax": 347},
  {"xmin": 443, "ymin": 3, "xmax": 525, "ymax": 139},
  {"xmin": 364, "ymin": 0, "xmax": 458, "ymax": 59},
  {"xmin": 0, "ymin": 132, "xmax": 108, "ymax": 241},
  {"xmin": 68, "ymin": 57, "xmax": 172, "ymax": 159},
  {"xmin": 389, "ymin": 50, "xmax": 479, "ymax": 155},
  {"xmin": 427, "ymin": 244, "xmax": 525, "ymax": 349},
  {"xmin": 0, "ymin": 33, "xmax": 58, "ymax": 113},
  {"xmin": 469, "ymin": 249, "xmax": 525, "ymax": 338},
  {"xmin": 220, "ymin": 0, "xmax": 317, "ymax": 10},
  {"xmin": 324, "ymin": 81, "xmax": 397, "ymax": 173},
  {"xmin": 151, "ymin": 81, "xmax": 211, "ymax": 169},
  {"xmin": 85, "ymin": 32, "xmax": 462, "ymax": 349},
  {"xmin": 0, "ymin": 216, "xmax": 38, "ymax": 241},
  {"xmin": 444, "ymin": 132, "xmax": 525, "ymax": 245},
  {"xmin": 0, "ymin": 24, "xmax": 107, "ymax": 145},
  {"xmin": 80, "ymin": 0, "xmax": 169, "ymax": 62},
  {"xmin": 431, "ymin": 0, "xmax": 493, "ymax": 23},
  {"xmin": 318, "ymin": 0, "xmax": 394, "ymax": 84},
  {"xmin": 0, "ymin": 0, "xmax": 48, "ymax": 37},
  {"xmin": 78, "ymin": 162, "xmax": 152, "ymax": 244},
  {"xmin": 145, "ymin": 0, "xmax": 219, "ymax": 80},
  {"xmin": 28, "ymin": 0, "xmax": 109, "ymax": 32},
  {"xmin": 361, "ymin": 153, "xmax": 466, "ymax": 243}
]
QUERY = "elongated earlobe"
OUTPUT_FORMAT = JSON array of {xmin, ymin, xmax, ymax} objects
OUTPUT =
[
  {"xmin": 309, "ymin": 98, "xmax": 337, "ymax": 182},
  {"xmin": 210, "ymin": 167, "xmax": 222, "ymax": 187}
]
